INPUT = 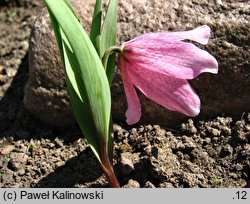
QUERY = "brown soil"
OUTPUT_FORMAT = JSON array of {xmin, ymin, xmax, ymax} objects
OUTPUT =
[{"xmin": 0, "ymin": 1, "xmax": 249, "ymax": 188}]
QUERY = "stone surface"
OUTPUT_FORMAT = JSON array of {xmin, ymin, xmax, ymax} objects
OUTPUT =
[
  {"xmin": 24, "ymin": 0, "xmax": 95, "ymax": 126},
  {"xmin": 24, "ymin": 0, "xmax": 250, "ymax": 127}
]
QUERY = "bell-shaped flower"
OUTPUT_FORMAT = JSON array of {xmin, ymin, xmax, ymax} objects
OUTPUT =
[{"xmin": 118, "ymin": 25, "xmax": 218, "ymax": 125}]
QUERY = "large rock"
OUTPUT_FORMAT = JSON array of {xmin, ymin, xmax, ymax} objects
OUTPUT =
[{"xmin": 24, "ymin": 0, "xmax": 250, "ymax": 127}]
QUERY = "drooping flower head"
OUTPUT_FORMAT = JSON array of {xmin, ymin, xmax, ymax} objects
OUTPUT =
[{"xmin": 118, "ymin": 25, "xmax": 218, "ymax": 125}]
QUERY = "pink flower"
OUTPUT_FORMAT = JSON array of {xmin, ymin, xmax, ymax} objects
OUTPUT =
[{"xmin": 118, "ymin": 25, "xmax": 218, "ymax": 125}]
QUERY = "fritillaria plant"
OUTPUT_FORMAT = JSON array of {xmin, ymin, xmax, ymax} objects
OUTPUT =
[{"xmin": 44, "ymin": 0, "xmax": 218, "ymax": 188}]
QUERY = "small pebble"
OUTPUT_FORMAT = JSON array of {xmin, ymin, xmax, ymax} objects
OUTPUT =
[
  {"xmin": 120, "ymin": 152, "xmax": 140, "ymax": 176},
  {"xmin": 123, "ymin": 179, "xmax": 140, "ymax": 188},
  {"xmin": 54, "ymin": 138, "xmax": 64, "ymax": 148}
]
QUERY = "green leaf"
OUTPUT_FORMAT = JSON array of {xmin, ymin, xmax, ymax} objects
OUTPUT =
[
  {"xmin": 99, "ymin": 0, "xmax": 118, "ymax": 153},
  {"xmin": 100, "ymin": 0, "xmax": 117, "ymax": 57},
  {"xmin": 62, "ymin": 32, "xmax": 101, "ymax": 159},
  {"xmin": 46, "ymin": 6, "xmax": 101, "ymax": 160},
  {"xmin": 45, "ymin": 0, "xmax": 111, "ymax": 158},
  {"xmin": 62, "ymin": 0, "xmax": 80, "ymax": 21},
  {"xmin": 90, "ymin": 0, "xmax": 102, "ymax": 55},
  {"xmin": 100, "ymin": 0, "xmax": 118, "ymax": 85},
  {"xmin": 105, "ymin": 53, "xmax": 116, "ymax": 85}
]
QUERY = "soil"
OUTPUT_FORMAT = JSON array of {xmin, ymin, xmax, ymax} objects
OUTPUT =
[{"xmin": 0, "ymin": 1, "xmax": 249, "ymax": 188}]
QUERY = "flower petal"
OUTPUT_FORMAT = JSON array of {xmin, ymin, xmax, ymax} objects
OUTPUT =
[
  {"xmin": 124, "ymin": 41, "xmax": 218, "ymax": 80},
  {"xmin": 125, "ymin": 61, "xmax": 201, "ymax": 117},
  {"xmin": 119, "ymin": 56, "xmax": 141, "ymax": 125},
  {"xmin": 127, "ymin": 25, "xmax": 211, "ymax": 45}
]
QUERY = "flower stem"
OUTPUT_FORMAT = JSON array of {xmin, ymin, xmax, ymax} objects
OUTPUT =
[
  {"xmin": 102, "ymin": 46, "xmax": 123, "ymax": 71},
  {"xmin": 100, "ymin": 143, "xmax": 120, "ymax": 188}
]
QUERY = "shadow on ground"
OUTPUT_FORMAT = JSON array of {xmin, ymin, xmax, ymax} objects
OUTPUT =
[{"xmin": 35, "ymin": 147, "xmax": 105, "ymax": 188}]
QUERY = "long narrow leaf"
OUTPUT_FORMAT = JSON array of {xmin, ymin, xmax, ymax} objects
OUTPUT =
[
  {"xmin": 100, "ymin": 0, "xmax": 117, "ymax": 57},
  {"xmin": 100, "ymin": 0, "xmax": 117, "ymax": 85},
  {"xmin": 99, "ymin": 0, "xmax": 117, "ymax": 154},
  {"xmin": 45, "ymin": 0, "xmax": 111, "ymax": 150},
  {"xmin": 46, "ymin": 6, "xmax": 101, "ymax": 160},
  {"xmin": 62, "ymin": 0, "xmax": 80, "ymax": 21},
  {"xmin": 62, "ymin": 33, "xmax": 101, "ymax": 159},
  {"xmin": 105, "ymin": 53, "xmax": 116, "ymax": 85},
  {"xmin": 90, "ymin": 0, "xmax": 102, "ymax": 55}
]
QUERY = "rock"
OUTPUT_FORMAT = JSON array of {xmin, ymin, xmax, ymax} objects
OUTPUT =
[
  {"xmin": 55, "ymin": 161, "xmax": 66, "ymax": 169},
  {"xmin": 23, "ymin": 0, "xmax": 94, "ymax": 126},
  {"xmin": 144, "ymin": 181, "xmax": 156, "ymax": 188},
  {"xmin": 120, "ymin": 152, "xmax": 140, "ymax": 176},
  {"xmin": 17, "ymin": 168, "xmax": 26, "ymax": 176},
  {"xmin": 120, "ymin": 153, "xmax": 134, "ymax": 176},
  {"xmin": 24, "ymin": 0, "xmax": 250, "ymax": 127},
  {"xmin": 7, "ymin": 152, "xmax": 28, "ymax": 171},
  {"xmin": 123, "ymin": 179, "xmax": 140, "ymax": 188},
  {"xmin": 54, "ymin": 137, "xmax": 64, "ymax": 148},
  {"xmin": 0, "ymin": 145, "xmax": 15, "ymax": 155},
  {"xmin": 158, "ymin": 182, "xmax": 174, "ymax": 188}
]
